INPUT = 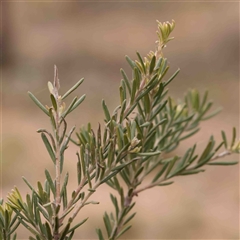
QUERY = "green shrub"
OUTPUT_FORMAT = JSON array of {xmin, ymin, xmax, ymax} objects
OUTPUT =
[{"xmin": 1, "ymin": 20, "xmax": 239, "ymax": 240}]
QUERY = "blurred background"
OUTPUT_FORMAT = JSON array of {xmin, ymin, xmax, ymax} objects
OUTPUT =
[{"xmin": 1, "ymin": 1, "xmax": 239, "ymax": 239}]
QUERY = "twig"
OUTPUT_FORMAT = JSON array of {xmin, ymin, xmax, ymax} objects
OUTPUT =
[{"xmin": 210, "ymin": 150, "xmax": 231, "ymax": 161}]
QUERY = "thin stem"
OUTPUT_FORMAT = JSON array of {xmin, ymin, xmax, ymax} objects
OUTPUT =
[
  {"xmin": 70, "ymin": 181, "xmax": 101, "ymax": 221},
  {"xmin": 55, "ymin": 112, "xmax": 61, "ymax": 206},
  {"xmin": 121, "ymin": 78, "xmax": 146, "ymax": 122},
  {"xmin": 54, "ymin": 99, "xmax": 61, "ymax": 240},
  {"xmin": 133, "ymin": 182, "xmax": 158, "ymax": 196},
  {"xmin": 59, "ymin": 165, "xmax": 95, "ymax": 224},
  {"xmin": 133, "ymin": 150, "xmax": 234, "ymax": 196}
]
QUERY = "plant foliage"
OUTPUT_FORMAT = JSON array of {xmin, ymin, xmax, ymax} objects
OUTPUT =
[{"xmin": 1, "ymin": 20, "xmax": 239, "ymax": 240}]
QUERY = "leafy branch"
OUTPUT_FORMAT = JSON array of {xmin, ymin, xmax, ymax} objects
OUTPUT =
[
  {"xmin": 95, "ymin": 20, "xmax": 239, "ymax": 240},
  {"xmin": 1, "ymin": 20, "xmax": 239, "ymax": 240}
]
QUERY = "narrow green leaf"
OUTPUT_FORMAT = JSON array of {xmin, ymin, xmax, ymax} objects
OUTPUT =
[
  {"xmin": 163, "ymin": 68, "xmax": 180, "ymax": 87},
  {"xmin": 159, "ymin": 58, "xmax": 168, "ymax": 75},
  {"xmin": 62, "ymin": 97, "xmax": 78, "ymax": 118},
  {"xmin": 84, "ymin": 200, "xmax": 99, "ymax": 205},
  {"xmin": 144, "ymin": 158, "xmax": 162, "ymax": 176},
  {"xmin": 115, "ymin": 225, "xmax": 132, "ymax": 239},
  {"xmin": 67, "ymin": 218, "xmax": 88, "ymax": 233},
  {"xmin": 191, "ymin": 89, "xmax": 199, "ymax": 110},
  {"xmin": 161, "ymin": 67, "xmax": 170, "ymax": 81},
  {"xmin": 88, "ymin": 189, "xmax": 96, "ymax": 193},
  {"xmin": 62, "ymin": 78, "xmax": 84, "ymax": 100},
  {"xmin": 36, "ymin": 236, "xmax": 41, "ymax": 240},
  {"xmin": 137, "ymin": 151, "xmax": 161, "ymax": 157},
  {"xmin": 54, "ymin": 216, "xmax": 59, "ymax": 233},
  {"xmin": 214, "ymin": 141, "xmax": 224, "ymax": 152},
  {"xmin": 107, "ymin": 141, "xmax": 114, "ymax": 168},
  {"xmin": 113, "ymin": 177, "xmax": 121, "ymax": 192},
  {"xmin": 180, "ymin": 169, "xmax": 205, "ymax": 175},
  {"xmin": 100, "ymin": 170, "xmax": 119, "ymax": 185},
  {"xmin": 154, "ymin": 57, "xmax": 163, "ymax": 71},
  {"xmin": 178, "ymin": 128, "xmax": 200, "ymax": 142},
  {"xmin": 69, "ymin": 94, "xmax": 86, "ymax": 113},
  {"xmin": 130, "ymin": 79, "xmax": 137, "ymax": 105},
  {"xmin": 28, "ymin": 91, "xmax": 49, "ymax": 116},
  {"xmin": 116, "ymin": 127, "xmax": 123, "ymax": 151},
  {"xmin": 103, "ymin": 212, "xmax": 112, "ymax": 237},
  {"xmin": 102, "ymin": 100, "xmax": 111, "ymax": 122},
  {"xmin": 119, "ymin": 86, "xmax": 125, "ymax": 105},
  {"xmin": 158, "ymin": 181, "xmax": 174, "ymax": 186},
  {"xmin": 150, "ymin": 100, "xmax": 168, "ymax": 121},
  {"xmin": 76, "ymin": 152, "xmax": 81, "ymax": 185},
  {"xmin": 111, "ymin": 157, "xmax": 139, "ymax": 172},
  {"xmin": 35, "ymin": 208, "xmax": 43, "ymax": 232},
  {"xmin": 41, "ymin": 133, "xmax": 56, "ymax": 164},
  {"xmin": 143, "ymin": 93, "xmax": 151, "ymax": 114},
  {"xmin": 197, "ymin": 139, "xmax": 215, "ymax": 163},
  {"xmin": 134, "ymin": 67, "xmax": 141, "ymax": 89},
  {"xmin": 123, "ymin": 212, "xmax": 136, "ymax": 226},
  {"xmin": 60, "ymin": 172, "xmax": 69, "ymax": 196},
  {"xmin": 50, "ymin": 94, "xmax": 58, "ymax": 111},
  {"xmin": 37, "ymin": 181, "xmax": 44, "ymax": 199},
  {"xmin": 196, "ymin": 152, "xmax": 215, "ymax": 169},
  {"xmin": 152, "ymin": 82, "xmax": 164, "ymax": 107},
  {"xmin": 120, "ymin": 99, "xmax": 127, "ymax": 123},
  {"xmin": 60, "ymin": 223, "xmax": 71, "ymax": 240},
  {"xmin": 202, "ymin": 107, "xmax": 222, "ymax": 120},
  {"xmin": 96, "ymin": 228, "xmax": 105, "ymax": 240},
  {"xmin": 80, "ymin": 145, "xmax": 86, "ymax": 176},
  {"xmin": 134, "ymin": 166, "xmax": 144, "ymax": 179},
  {"xmin": 120, "ymin": 69, "xmax": 131, "ymax": 95},
  {"xmin": 136, "ymin": 52, "xmax": 146, "ymax": 74},
  {"xmin": 124, "ymin": 101, "xmax": 138, "ymax": 119},
  {"xmin": 60, "ymin": 126, "xmax": 76, "ymax": 156},
  {"xmin": 45, "ymin": 222, "xmax": 52, "ymax": 239},
  {"xmin": 36, "ymin": 204, "xmax": 49, "ymax": 221},
  {"xmin": 125, "ymin": 202, "xmax": 136, "ymax": 215},
  {"xmin": 149, "ymin": 55, "xmax": 156, "ymax": 74},
  {"xmin": 221, "ymin": 131, "xmax": 228, "ymax": 148},
  {"xmin": 17, "ymin": 217, "xmax": 39, "ymax": 236},
  {"xmin": 200, "ymin": 90, "xmax": 208, "ymax": 110},
  {"xmin": 165, "ymin": 156, "xmax": 178, "ymax": 178},
  {"xmin": 110, "ymin": 194, "xmax": 119, "ymax": 219},
  {"xmin": 172, "ymin": 114, "xmax": 194, "ymax": 126},
  {"xmin": 126, "ymin": 55, "xmax": 136, "ymax": 69},
  {"xmin": 22, "ymin": 177, "xmax": 39, "ymax": 197},
  {"xmin": 67, "ymin": 230, "xmax": 75, "ymax": 240},
  {"xmin": 8, "ymin": 218, "xmax": 20, "ymax": 236},
  {"xmin": 208, "ymin": 161, "xmax": 238, "ymax": 166},
  {"xmin": 196, "ymin": 102, "xmax": 213, "ymax": 121},
  {"xmin": 44, "ymin": 170, "xmax": 56, "ymax": 197},
  {"xmin": 4, "ymin": 209, "xmax": 10, "ymax": 230},
  {"xmin": 140, "ymin": 122, "xmax": 151, "ymax": 128},
  {"xmin": 48, "ymin": 108, "xmax": 57, "ymax": 129},
  {"xmin": 59, "ymin": 205, "xmax": 75, "ymax": 220},
  {"xmin": 120, "ymin": 169, "xmax": 131, "ymax": 187},
  {"xmin": 144, "ymin": 74, "xmax": 158, "ymax": 90},
  {"xmin": 231, "ymin": 127, "xmax": 237, "ymax": 148},
  {"xmin": 86, "ymin": 170, "xmax": 92, "ymax": 190}
]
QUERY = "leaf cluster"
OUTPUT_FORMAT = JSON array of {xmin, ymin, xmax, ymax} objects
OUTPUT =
[{"xmin": 1, "ymin": 20, "xmax": 239, "ymax": 240}]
